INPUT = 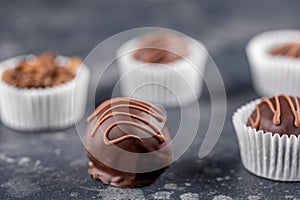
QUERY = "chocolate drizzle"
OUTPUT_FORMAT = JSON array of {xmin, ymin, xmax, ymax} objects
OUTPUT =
[
  {"xmin": 271, "ymin": 42, "xmax": 300, "ymax": 58},
  {"xmin": 133, "ymin": 32, "xmax": 189, "ymax": 64},
  {"xmin": 249, "ymin": 95, "xmax": 300, "ymax": 130},
  {"xmin": 84, "ymin": 98, "xmax": 172, "ymax": 188},
  {"xmin": 87, "ymin": 98, "xmax": 166, "ymax": 145}
]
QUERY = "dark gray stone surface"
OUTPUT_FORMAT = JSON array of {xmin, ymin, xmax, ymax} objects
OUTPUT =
[{"xmin": 1, "ymin": 0, "xmax": 300, "ymax": 199}]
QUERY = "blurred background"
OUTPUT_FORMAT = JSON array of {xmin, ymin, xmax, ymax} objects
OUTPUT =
[
  {"xmin": 1, "ymin": 0, "xmax": 300, "ymax": 199},
  {"xmin": 1, "ymin": 0, "xmax": 300, "ymax": 96}
]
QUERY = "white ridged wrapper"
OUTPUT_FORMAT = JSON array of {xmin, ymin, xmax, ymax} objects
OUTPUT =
[
  {"xmin": 233, "ymin": 99, "xmax": 300, "ymax": 181},
  {"xmin": 116, "ymin": 37, "xmax": 207, "ymax": 107},
  {"xmin": 246, "ymin": 29, "xmax": 300, "ymax": 96},
  {"xmin": 0, "ymin": 55, "xmax": 90, "ymax": 131}
]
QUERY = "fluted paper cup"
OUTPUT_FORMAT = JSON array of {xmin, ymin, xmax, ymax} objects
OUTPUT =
[
  {"xmin": 116, "ymin": 36, "xmax": 207, "ymax": 107},
  {"xmin": 247, "ymin": 29, "xmax": 300, "ymax": 96},
  {"xmin": 0, "ymin": 55, "xmax": 90, "ymax": 131},
  {"xmin": 233, "ymin": 99, "xmax": 300, "ymax": 181}
]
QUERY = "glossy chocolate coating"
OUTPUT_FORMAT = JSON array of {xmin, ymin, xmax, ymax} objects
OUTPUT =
[
  {"xmin": 247, "ymin": 95, "xmax": 300, "ymax": 136},
  {"xmin": 133, "ymin": 32, "xmax": 188, "ymax": 64},
  {"xmin": 84, "ymin": 98, "xmax": 173, "ymax": 188}
]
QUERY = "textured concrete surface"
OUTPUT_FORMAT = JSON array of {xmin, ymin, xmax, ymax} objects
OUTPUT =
[{"xmin": 1, "ymin": 0, "xmax": 300, "ymax": 199}]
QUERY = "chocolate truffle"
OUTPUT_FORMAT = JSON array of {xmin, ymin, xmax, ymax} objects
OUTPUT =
[
  {"xmin": 133, "ymin": 32, "xmax": 188, "ymax": 64},
  {"xmin": 2, "ymin": 52, "xmax": 81, "ymax": 88},
  {"xmin": 271, "ymin": 42, "xmax": 300, "ymax": 58},
  {"xmin": 84, "ymin": 98, "xmax": 173, "ymax": 188},
  {"xmin": 247, "ymin": 95, "xmax": 300, "ymax": 136}
]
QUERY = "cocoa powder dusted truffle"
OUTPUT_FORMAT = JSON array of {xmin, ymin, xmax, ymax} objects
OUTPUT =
[
  {"xmin": 133, "ymin": 32, "xmax": 188, "ymax": 64},
  {"xmin": 84, "ymin": 98, "xmax": 173, "ymax": 188},
  {"xmin": 2, "ymin": 52, "xmax": 81, "ymax": 88},
  {"xmin": 271, "ymin": 42, "xmax": 300, "ymax": 58},
  {"xmin": 247, "ymin": 94, "xmax": 300, "ymax": 136}
]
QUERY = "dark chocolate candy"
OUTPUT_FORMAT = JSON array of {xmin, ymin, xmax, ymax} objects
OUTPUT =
[
  {"xmin": 247, "ymin": 95, "xmax": 300, "ymax": 136},
  {"xmin": 84, "ymin": 98, "xmax": 173, "ymax": 188}
]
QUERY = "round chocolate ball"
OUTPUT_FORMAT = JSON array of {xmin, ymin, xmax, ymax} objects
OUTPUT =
[
  {"xmin": 84, "ymin": 98, "xmax": 173, "ymax": 188},
  {"xmin": 247, "ymin": 95, "xmax": 300, "ymax": 136}
]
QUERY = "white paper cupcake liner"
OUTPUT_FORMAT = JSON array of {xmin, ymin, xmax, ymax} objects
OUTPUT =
[
  {"xmin": 0, "ymin": 55, "xmax": 90, "ymax": 131},
  {"xmin": 233, "ymin": 99, "xmax": 300, "ymax": 181},
  {"xmin": 246, "ymin": 29, "xmax": 300, "ymax": 96},
  {"xmin": 116, "ymin": 36, "xmax": 207, "ymax": 107}
]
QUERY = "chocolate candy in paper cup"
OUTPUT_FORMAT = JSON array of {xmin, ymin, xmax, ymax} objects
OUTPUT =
[
  {"xmin": 233, "ymin": 95, "xmax": 300, "ymax": 181},
  {"xmin": 0, "ymin": 54, "xmax": 90, "ymax": 131},
  {"xmin": 116, "ymin": 32, "xmax": 207, "ymax": 107},
  {"xmin": 246, "ymin": 29, "xmax": 300, "ymax": 96}
]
